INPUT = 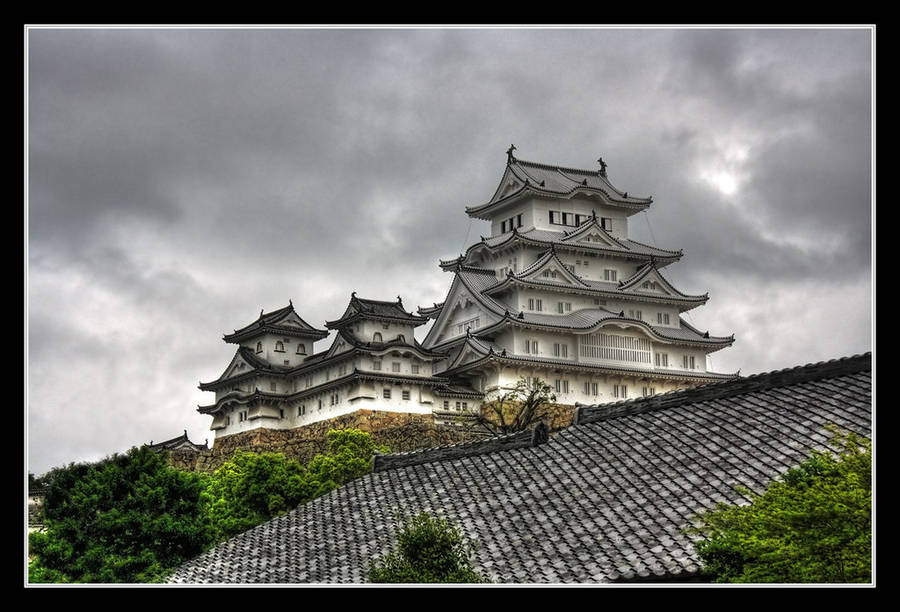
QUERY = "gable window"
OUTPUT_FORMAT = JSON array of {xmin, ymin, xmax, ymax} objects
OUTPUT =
[
  {"xmin": 657, "ymin": 313, "xmax": 671, "ymax": 325},
  {"xmin": 396, "ymin": 334, "xmax": 405, "ymax": 343},
  {"xmin": 516, "ymin": 213, "xmax": 523, "ymax": 227},
  {"xmin": 601, "ymin": 217, "xmax": 612, "ymax": 231},
  {"xmin": 629, "ymin": 309, "xmax": 643, "ymax": 320},
  {"xmin": 604, "ymin": 269, "xmax": 617, "ymax": 282},
  {"xmin": 296, "ymin": 343, "xmax": 306, "ymax": 355},
  {"xmin": 275, "ymin": 341, "xmax": 285, "ymax": 352},
  {"xmin": 256, "ymin": 342, "xmax": 263, "ymax": 353},
  {"xmin": 373, "ymin": 332, "xmax": 383, "ymax": 342}
]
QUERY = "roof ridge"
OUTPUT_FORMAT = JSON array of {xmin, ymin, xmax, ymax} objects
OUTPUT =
[
  {"xmin": 573, "ymin": 353, "xmax": 872, "ymax": 426},
  {"xmin": 515, "ymin": 157, "xmax": 599, "ymax": 176},
  {"xmin": 372, "ymin": 423, "xmax": 550, "ymax": 473}
]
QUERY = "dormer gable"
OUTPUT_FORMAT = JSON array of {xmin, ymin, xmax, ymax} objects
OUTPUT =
[
  {"xmin": 517, "ymin": 249, "xmax": 589, "ymax": 288},
  {"xmin": 560, "ymin": 217, "xmax": 630, "ymax": 250},
  {"xmin": 619, "ymin": 263, "xmax": 708, "ymax": 301}
]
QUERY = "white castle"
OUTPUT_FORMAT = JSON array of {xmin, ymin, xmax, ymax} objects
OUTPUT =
[{"xmin": 199, "ymin": 149, "xmax": 736, "ymax": 439}]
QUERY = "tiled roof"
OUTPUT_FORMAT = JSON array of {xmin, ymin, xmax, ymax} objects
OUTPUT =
[
  {"xmin": 169, "ymin": 353, "xmax": 871, "ymax": 584},
  {"xmin": 147, "ymin": 430, "xmax": 208, "ymax": 452},
  {"xmin": 326, "ymin": 294, "xmax": 428, "ymax": 329},
  {"xmin": 467, "ymin": 157, "xmax": 653, "ymax": 219},
  {"xmin": 224, "ymin": 303, "xmax": 328, "ymax": 343}
]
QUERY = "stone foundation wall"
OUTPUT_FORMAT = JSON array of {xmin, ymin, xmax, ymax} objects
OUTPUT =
[
  {"xmin": 167, "ymin": 410, "xmax": 479, "ymax": 473},
  {"xmin": 168, "ymin": 405, "xmax": 578, "ymax": 474}
]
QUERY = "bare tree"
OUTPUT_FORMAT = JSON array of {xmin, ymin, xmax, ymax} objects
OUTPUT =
[{"xmin": 466, "ymin": 377, "xmax": 556, "ymax": 436}]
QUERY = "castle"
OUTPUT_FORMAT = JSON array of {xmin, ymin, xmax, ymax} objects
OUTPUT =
[{"xmin": 198, "ymin": 149, "xmax": 736, "ymax": 441}]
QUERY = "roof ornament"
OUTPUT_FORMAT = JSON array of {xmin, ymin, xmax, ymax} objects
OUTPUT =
[
  {"xmin": 506, "ymin": 144, "xmax": 517, "ymax": 164},
  {"xmin": 582, "ymin": 178, "xmax": 587, "ymax": 186},
  {"xmin": 704, "ymin": 331, "xmax": 710, "ymax": 338},
  {"xmin": 351, "ymin": 291, "xmax": 356, "ymax": 298},
  {"xmin": 506, "ymin": 269, "xmax": 513, "ymax": 277},
  {"xmin": 618, "ymin": 280, "xmax": 624, "ymax": 287},
  {"xmin": 619, "ymin": 310, "xmax": 625, "ymax": 317},
  {"xmin": 397, "ymin": 295, "xmax": 403, "ymax": 304},
  {"xmin": 592, "ymin": 209, "xmax": 597, "ymax": 219},
  {"xmin": 466, "ymin": 327, "xmax": 472, "ymax": 338},
  {"xmin": 504, "ymin": 309, "xmax": 510, "ymax": 317},
  {"xmin": 597, "ymin": 157, "xmax": 608, "ymax": 177},
  {"xmin": 623, "ymin": 192, "xmax": 628, "ymax": 198},
  {"xmin": 539, "ymin": 180, "xmax": 545, "ymax": 187},
  {"xmin": 518, "ymin": 311, "xmax": 525, "ymax": 319}
]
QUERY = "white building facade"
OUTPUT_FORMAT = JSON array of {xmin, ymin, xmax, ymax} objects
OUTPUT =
[
  {"xmin": 198, "ymin": 150, "xmax": 735, "ymax": 440},
  {"xmin": 418, "ymin": 150, "xmax": 736, "ymax": 406}
]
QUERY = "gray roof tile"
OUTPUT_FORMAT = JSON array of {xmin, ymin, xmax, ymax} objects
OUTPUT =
[{"xmin": 170, "ymin": 353, "xmax": 871, "ymax": 584}]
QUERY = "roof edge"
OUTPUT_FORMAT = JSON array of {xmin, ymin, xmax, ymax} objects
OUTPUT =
[
  {"xmin": 372, "ymin": 422, "xmax": 550, "ymax": 473},
  {"xmin": 573, "ymin": 353, "xmax": 872, "ymax": 426}
]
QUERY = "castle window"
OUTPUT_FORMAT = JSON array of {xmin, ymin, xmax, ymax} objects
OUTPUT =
[
  {"xmin": 383, "ymin": 323, "xmax": 390, "ymax": 330},
  {"xmin": 655, "ymin": 353, "xmax": 669, "ymax": 367},
  {"xmin": 443, "ymin": 400, "xmax": 449, "ymax": 409},
  {"xmin": 462, "ymin": 402, "xmax": 468, "ymax": 410},
  {"xmin": 284, "ymin": 360, "xmax": 290, "ymax": 366},
  {"xmin": 296, "ymin": 343, "xmax": 306, "ymax": 355},
  {"xmin": 456, "ymin": 401, "xmax": 461, "ymax": 410},
  {"xmin": 549, "ymin": 211, "xmax": 558, "ymax": 224},
  {"xmin": 574, "ymin": 214, "xmax": 583, "ymax": 226},
  {"xmin": 516, "ymin": 214, "xmax": 523, "ymax": 227},
  {"xmin": 592, "ymin": 383, "xmax": 598, "ymax": 396},
  {"xmin": 256, "ymin": 342, "xmax": 262, "ymax": 353},
  {"xmin": 270, "ymin": 382, "xmax": 276, "ymax": 392},
  {"xmin": 373, "ymin": 360, "xmax": 382, "ymax": 371},
  {"xmin": 656, "ymin": 313, "xmax": 671, "ymax": 325},
  {"xmin": 373, "ymin": 332, "xmax": 382, "ymax": 342},
  {"xmin": 604, "ymin": 269, "xmax": 617, "ymax": 282},
  {"xmin": 411, "ymin": 364, "xmax": 420, "ymax": 374},
  {"xmin": 402, "ymin": 390, "xmax": 410, "ymax": 401},
  {"xmin": 383, "ymin": 388, "xmax": 392, "ymax": 399},
  {"xmin": 561, "ymin": 212, "xmax": 570, "ymax": 225},
  {"xmin": 501, "ymin": 220, "xmax": 507, "ymax": 233},
  {"xmin": 226, "ymin": 416, "xmax": 231, "ymax": 426},
  {"xmin": 279, "ymin": 409, "xmax": 284, "ymax": 419},
  {"xmin": 392, "ymin": 362, "xmax": 401, "ymax": 373},
  {"xmin": 629, "ymin": 309, "xmax": 643, "ymax": 320},
  {"xmin": 601, "ymin": 217, "xmax": 612, "ymax": 231},
  {"xmin": 318, "ymin": 399, "xmax": 322, "ymax": 411},
  {"xmin": 298, "ymin": 405, "xmax": 306, "ymax": 416},
  {"xmin": 275, "ymin": 341, "xmax": 285, "ymax": 352},
  {"xmin": 396, "ymin": 334, "xmax": 405, "ymax": 343},
  {"xmin": 683, "ymin": 355, "xmax": 696, "ymax": 369}
]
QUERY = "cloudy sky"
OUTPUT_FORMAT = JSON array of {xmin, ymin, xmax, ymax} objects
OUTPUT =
[{"xmin": 26, "ymin": 27, "xmax": 873, "ymax": 476}]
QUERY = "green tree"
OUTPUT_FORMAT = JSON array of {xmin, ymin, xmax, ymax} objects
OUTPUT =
[
  {"xmin": 205, "ymin": 429, "xmax": 388, "ymax": 541},
  {"xmin": 368, "ymin": 512, "xmax": 487, "ymax": 583},
  {"xmin": 469, "ymin": 377, "xmax": 556, "ymax": 436},
  {"xmin": 204, "ymin": 450, "xmax": 313, "ymax": 541},
  {"xmin": 28, "ymin": 446, "xmax": 213, "ymax": 583},
  {"xmin": 688, "ymin": 427, "xmax": 871, "ymax": 583}
]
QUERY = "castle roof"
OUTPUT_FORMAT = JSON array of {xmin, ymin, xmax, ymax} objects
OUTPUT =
[
  {"xmin": 466, "ymin": 156, "xmax": 653, "ymax": 220},
  {"xmin": 171, "ymin": 353, "xmax": 871, "ymax": 584},
  {"xmin": 439, "ymin": 222, "xmax": 682, "ymax": 270},
  {"xmin": 224, "ymin": 303, "xmax": 328, "ymax": 344},
  {"xmin": 146, "ymin": 430, "xmax": 208, "ymax": 453},
  {"xmin": 325, "ymin": 293, "xmax": 428, "ymax": 329}
]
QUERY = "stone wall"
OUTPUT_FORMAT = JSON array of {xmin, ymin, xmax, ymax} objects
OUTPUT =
[
  {"xmin": 168, "ymin": 404, "xmax": 578, "ymax": 474},
  {"xmin": 167, "ymin": 409, "xmax": 479, "ymax": 473}
]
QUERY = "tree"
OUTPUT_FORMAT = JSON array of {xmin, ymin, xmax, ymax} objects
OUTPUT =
[
  {"xmin": 688, "ymin": 427, "xmax": 871, "ymax": 583},
  {"xmin": 28, "ymin": 446, "xmax": 214, "ymax": 583},
  {"xmin": 367, "ymin": 512, "xmax": 487, "ymax": 583},
  {"xmin": 205, "ymin": 428, "xmax": 388, "ymax": 541},
  {"xmin": 467, "ymin": 377, "xmax": 556, "ymax": 436},
  {"xmin": 204, "ymin": 450, "xmax": 313, "ymax": 542}
]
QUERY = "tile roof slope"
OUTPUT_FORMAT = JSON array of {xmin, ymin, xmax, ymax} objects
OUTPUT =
[{"xmin": 169, "ymin": 353, "xmax": 871, "ymax": 584}]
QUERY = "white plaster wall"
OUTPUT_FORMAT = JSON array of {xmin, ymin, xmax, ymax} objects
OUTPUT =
[
  {"xmin": 355, "ymin": 320, "xmax": 418, "ymax": 344},
  {"xmin": 489, "ymin": 202, "xmax": 533, "ymax": 236},
  {"xmin": 240, "ymin": 333, "xmax": 315, "ymax": 368},
  {"xmin": 527, "ymin": 198, "xmax": 630, "ymax": 239}
]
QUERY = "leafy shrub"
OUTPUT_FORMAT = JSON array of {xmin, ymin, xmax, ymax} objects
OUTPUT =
[
  {"xmin": 689, "ymin": 427, "xmax": 871, "ymax": 583},
  {"xmin": 368, "ymin": 512, "xmax": 486, "ymax": 583}
]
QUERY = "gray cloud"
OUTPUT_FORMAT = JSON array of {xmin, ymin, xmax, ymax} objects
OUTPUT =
[{"xmin": 27, "ymin": 27, "xmax": 872, "ymax": 476}]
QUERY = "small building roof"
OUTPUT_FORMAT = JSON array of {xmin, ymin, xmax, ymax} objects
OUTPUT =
[
  {"xmin": 224, "ymin": 303, "xmax": 328, "ymax": 344},
  {"xmin": 147, "ymin": 430, "xmax": 208, "ymax": 453},
  {"xmin": 170, "ymin": 353, "xmax": 871, "ymax": 584},
  {"xmin": 325, "ymin": 293, "xmax": 429, "ymax": 329}
]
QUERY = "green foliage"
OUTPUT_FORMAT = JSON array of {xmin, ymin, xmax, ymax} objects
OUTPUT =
[
  {"xmin": 473, "ymin": 377, "xmax": 556, "ymax": 436},
  {"xmin": 689, "ymin": 427, "xmax": 871, "ymax": 584},
  {"xmin": 28, "ymin": 446, "xmax": 214, "ymax": 583},
  {"xmin": 205, "ymin": 429, "xmax": 388, "ymax": 541},
  {"xmin": 368, "ymin": 512, "xmax": 486, "ymax": 583}
]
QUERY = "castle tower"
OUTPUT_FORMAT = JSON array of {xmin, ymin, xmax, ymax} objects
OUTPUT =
[{"xmin": 418, "ymin": 149, "xmax": 736, "ymax": 406}]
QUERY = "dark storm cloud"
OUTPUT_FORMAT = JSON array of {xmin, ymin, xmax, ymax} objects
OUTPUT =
[{"xmin": 27, "ymin": 27, "xmax": 872, "ymax": 475}]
